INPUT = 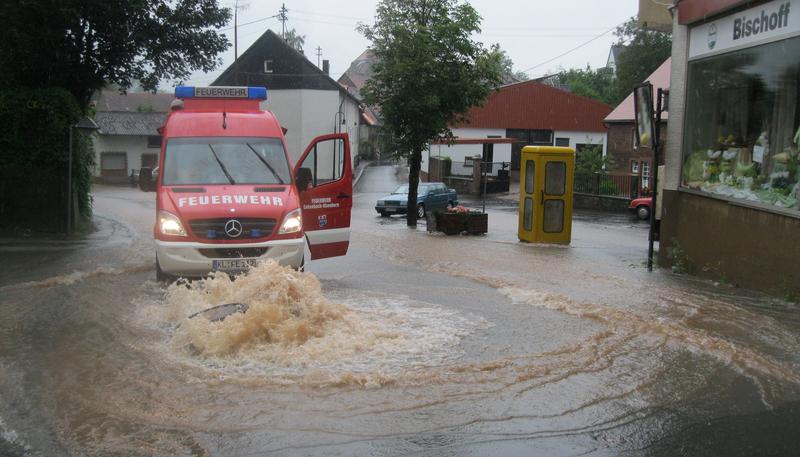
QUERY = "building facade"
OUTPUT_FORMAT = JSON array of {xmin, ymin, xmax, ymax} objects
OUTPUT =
[
  {"xmin": 213, "ymin": 30, "xmax": 365, "ymax": 167},
  {"xmin": 422, "ymin": 80, "xmax": 611, "ymax": 177},
  {"xmin": 604, "ymin": 58, "xmax": 671, "ymax": 191},
  {"xmin": 661, "ymin": 0, "xmax": 800, "ymax": 295},
  {"xmin": 92, "ymin": 91, "xmax": 172, "ymax": 183}
]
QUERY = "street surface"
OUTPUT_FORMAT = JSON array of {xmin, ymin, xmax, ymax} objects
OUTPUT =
[{"xmin": 1, "ymin": 164, "xmax": 799, "ymax": 456}]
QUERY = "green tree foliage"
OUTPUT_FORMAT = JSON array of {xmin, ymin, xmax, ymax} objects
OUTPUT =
[
  {"xmin": 284, "ymin": 29, "xmax": 306, "ymax": 55},
  {"xmin": 575, "ymin": 144, "xmax": 614, "ymax": 175},
  {"xmin": 359, "ymin": 0, "xmax": 502, "ymax": 226},
  {"xmin": 488, "ymin": 44, "xmax": 529, "ymax": 83},
  {"xmin": 550, "ymin": 18, "xmax": 671, "ymax": 106},
  {"xmin": 553, "ymin": 65, "xmax": 616, "ymax": 105},
  {"xmin": 0, "ymin": 89, "xmax": 93, "ymax": 230},
  {"xmin": 0, "ymin": 0, "xmax": 231, "ymax": 105},
  {"xmin": 612, "ymin": 17, "xmax": 672, "ymax": 103}
]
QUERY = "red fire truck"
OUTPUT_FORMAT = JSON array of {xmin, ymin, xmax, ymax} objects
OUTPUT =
[{"xmin": 148, "ymin": 86, "xmax": 351, "ymax": 280}]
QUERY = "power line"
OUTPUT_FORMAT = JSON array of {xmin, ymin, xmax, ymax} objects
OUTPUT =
[
  {"xmin": 291, "ymin": 8, "xmax": 371, "ymax": 22},
  {"xmin": 220, "ymin": 14, "xmax": 278, "ymax": 31},
  {"xmin": 519, "ymin": 22, "xmax": 623, "ymax": 74}
]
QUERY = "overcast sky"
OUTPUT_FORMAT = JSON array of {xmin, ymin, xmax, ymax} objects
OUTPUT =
[{"xmin": 184, "ymin": 0, "xmax": 640, "ymax": 87}]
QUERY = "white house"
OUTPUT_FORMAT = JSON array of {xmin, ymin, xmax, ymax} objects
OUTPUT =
[
  {"xmin": 92, "ymin": 90, "xmax": 173, "ymax": 183},
  {"xmin": 212, "ymin": 30, "xmax": 366, "ymax": 168},
  {"xmin": 422, "ymin": 79, "xmax": 613, "ymax": 177}
]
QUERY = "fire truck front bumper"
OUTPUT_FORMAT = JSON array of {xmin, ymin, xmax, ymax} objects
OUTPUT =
[{"xmin": 155, "ymin": 238, "xmax": 305, "ymax": 277}]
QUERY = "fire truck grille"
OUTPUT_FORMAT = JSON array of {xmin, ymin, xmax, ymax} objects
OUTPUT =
[
  {"xmin": 197, "ymin": 247, "xmax": 269, "ymax": 259},
  {"xmin": 189, "ymin": 218, "xmax": 277, "ymax": 240}
]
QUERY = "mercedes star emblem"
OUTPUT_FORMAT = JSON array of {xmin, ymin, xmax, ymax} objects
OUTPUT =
[{"xmin": 224, "ymin": 219, "xmax": 243, "ymax": 238}]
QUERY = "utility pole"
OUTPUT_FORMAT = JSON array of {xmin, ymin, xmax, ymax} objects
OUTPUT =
[
  {"xmin": 233, "ymin": 0, "xmax": 239, "ymax": 84},
  {"xmin": 278, "ymin": 3, "xmax": 288, "ymax": 39},
  {"xmin": 316, "ymin": 46, "xmax": 322, "ymax": 68}
]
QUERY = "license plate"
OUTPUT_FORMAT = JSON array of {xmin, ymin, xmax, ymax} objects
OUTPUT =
[
  {"xmin": 212, "ymin": 259, "xmax": 259, "ymax": 271},
  {"xmin": 385, "ymin": 208, "xmax": 397, "ymax": 213}
]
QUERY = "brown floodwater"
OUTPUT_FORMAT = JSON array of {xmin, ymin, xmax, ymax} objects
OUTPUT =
[{"xmin": 1, "ymin": 179, "xmax": 799, "ymax": 456}]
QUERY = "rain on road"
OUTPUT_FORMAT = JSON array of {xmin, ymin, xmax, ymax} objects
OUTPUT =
[{"xmin": 1, "ymin": 164, "xmax": 799, "ymax": 456}]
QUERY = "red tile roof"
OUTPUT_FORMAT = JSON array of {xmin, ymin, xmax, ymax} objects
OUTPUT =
[{"xmin": 456, "ymin": 80, "xmax": 612, "ymax": 132}]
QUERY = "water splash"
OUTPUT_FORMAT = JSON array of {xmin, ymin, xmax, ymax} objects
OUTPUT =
[{"xmin": 141, "ymin": 261, "xmax": 485, "ymax": 386}]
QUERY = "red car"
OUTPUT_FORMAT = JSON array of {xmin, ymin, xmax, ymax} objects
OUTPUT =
[{"xmin": 629, "ymin": 196, "xmax": 652, "ymax": 220}]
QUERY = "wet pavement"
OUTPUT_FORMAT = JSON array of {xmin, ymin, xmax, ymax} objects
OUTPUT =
[{"xmin": 1, "ymin": 165, "xmax": 799, "ymax": 456}]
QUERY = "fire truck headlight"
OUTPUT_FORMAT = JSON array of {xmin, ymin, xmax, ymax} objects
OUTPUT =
[
  {"xmin": 279, "ymin": 209, "xmax": 302, "ymax": 234},
  {"xmin": 159, "ymin": 211, "xmax": 187, "ymax": 237}
]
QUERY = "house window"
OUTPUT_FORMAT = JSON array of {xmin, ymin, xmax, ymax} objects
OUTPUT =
[
  {"xmin": 529, "ymin": 130, "xmax": 553, "ymax": 144},
  {"xmin": 263, "ymin": 60, "xmax": 273, "ymax": 73},
  {"xmin": 506, "ymin": 129, "xmax": 554, "ymax": 171},
  {"xmin": 555, "ymin": 137, "xmax": 570, "ymax": 147},
  {"xmin": 682, "ymin": 35, "xmax": 800, "ymax": 213},
  {"xmin": 631, "ymin": 161, "xmax": 639, "ymax": 173},
  {"xmin": 642, "ymin": 161, "xmax": 651, "ymax": 190},
  {"xmin": 147, "ymin": 135, "xmax": 162, "ymax": 148},
  {"xmin": 100, "ymin": 152, "xmax": 127, "ymax": 177},
  {"xmin": 141, "ymin": 153, "xmax": 158, "ymax": 169},
  {"xmin": 482, "ymin": 143, "xmax": 494, "ymax": 164}
]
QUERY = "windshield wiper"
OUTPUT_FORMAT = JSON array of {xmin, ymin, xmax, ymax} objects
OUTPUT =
[
  {"xmin": 246, "ymin": 143, "xmax": 284, "ymax": 184},
  {"xmin": 208, "ymin": 144, "xmax": 235, "ymax": 184}
]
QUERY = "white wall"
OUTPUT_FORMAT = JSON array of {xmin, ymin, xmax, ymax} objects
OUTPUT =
[
  {"xmin": 262, "ymin": 89, "xmax": 359, "ymax": 170},
  {"xmin": 553, "ymin": 131, "xmax": 607, "ymax": 156},
  {"xmin": 93, "ymin": 135, "xmax": 158, "ymax": 178},
  {"xmin": 263, "ymin": 90, "xmax": 304, "ymax": 164},
  {"xmin": 422, "ymin": 127, "xmax": 511, "ymax": 177},
  {"xmin": 664, "ymin": 12, "xmax": 689, "ymax": 191}
]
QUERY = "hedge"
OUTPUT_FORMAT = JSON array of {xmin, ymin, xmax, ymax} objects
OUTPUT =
[{"xmin": 0, "ymin": 88, "xmax": 94, "ymax": 231}]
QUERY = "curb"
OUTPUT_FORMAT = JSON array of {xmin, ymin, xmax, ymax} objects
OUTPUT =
[{"xmin": 353, "ymin": 160, "xmax": 373, "ymax": 189}]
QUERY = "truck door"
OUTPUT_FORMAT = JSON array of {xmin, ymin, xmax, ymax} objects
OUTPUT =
[{"xmin": 294, "ymin": 133, "xmax": 352, "ymax": 259}]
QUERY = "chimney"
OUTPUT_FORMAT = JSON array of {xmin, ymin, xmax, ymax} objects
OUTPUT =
[{"xmin": 322, "ymin": 60, "xmax": 330, "ymax": 75}]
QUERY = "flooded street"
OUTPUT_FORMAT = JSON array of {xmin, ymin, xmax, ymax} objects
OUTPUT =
[{"xmin": 2, "ymin": 165, "xmax": 800, "ymax": 456}]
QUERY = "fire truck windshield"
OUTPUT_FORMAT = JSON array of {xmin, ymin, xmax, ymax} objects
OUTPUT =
[{"xmin": 162, "ymin": 137, "xmax": 292, "ymax": 186}]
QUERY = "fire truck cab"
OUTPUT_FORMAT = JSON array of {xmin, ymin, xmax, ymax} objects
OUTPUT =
[{"xmin": 151, "ymin": 86, "xmax": 351, "ymax": 280}]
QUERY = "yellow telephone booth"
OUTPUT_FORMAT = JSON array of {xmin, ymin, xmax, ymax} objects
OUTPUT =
[{"xmin": 518, "ymin": 146, "xmax": 575, "ymax": 244}]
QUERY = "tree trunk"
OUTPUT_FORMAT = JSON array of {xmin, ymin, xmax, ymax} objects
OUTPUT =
[{"xmin": 406, "ymin": 148, "xmax": 422, "ymax": 227}]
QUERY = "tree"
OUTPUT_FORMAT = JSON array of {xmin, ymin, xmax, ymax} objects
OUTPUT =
[
  {"xmin": 0, "ymin": 0, "xmax": 231, "ymax": 106},
  {"xmin": 488, "ymin": 44, "xmax": 529, "ymax": 83},
  {"xmin": 359, "ymin": 0, "xmax": 502, "ymax": 226},
  {"xmin": 552, "ymin": 65, "xmax": 616, "ymax": 105},
  {"xmin": 284, "ymin": 29, "xmax": 306, "ymax": 55},
  {"xmin": 575, "ymin": 144, "xmax": 614, "ymax": 175},
  {"xmin": 612, "ymin": 17, "xmax": 672, "ymax": 103}
]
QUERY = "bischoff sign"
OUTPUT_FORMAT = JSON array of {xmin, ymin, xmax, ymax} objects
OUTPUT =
[{"xmin": 689, "ymin": 0, "xmax": 798, "ymax": 59}]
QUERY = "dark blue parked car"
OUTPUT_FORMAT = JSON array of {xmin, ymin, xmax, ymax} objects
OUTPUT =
[{"xmin": 375, "ymin": 182, "xmax": 458, "ymax": 218}]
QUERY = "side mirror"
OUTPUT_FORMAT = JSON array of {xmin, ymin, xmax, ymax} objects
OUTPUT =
[{"xmin": 296, "ymin": 167, "xmax": 313, "ymax": 191}]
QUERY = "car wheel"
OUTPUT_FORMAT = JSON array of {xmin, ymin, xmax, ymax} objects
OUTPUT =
[
  {"xmin": 417, "ymin": 204, "xmax": 426, "ymax": 219},
  {"xmin": 636, "ymin": 205, "xmax": 651, "ymax": 221}
]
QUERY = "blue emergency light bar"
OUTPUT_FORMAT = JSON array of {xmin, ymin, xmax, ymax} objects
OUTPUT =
[{"xmin": 174, "ymin": 86, "xmax": 267, "ymax": 100}]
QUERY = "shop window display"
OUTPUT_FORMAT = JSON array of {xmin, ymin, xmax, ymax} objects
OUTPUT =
[{"xmin": 682, "ymin": 36, "xmax": 800, "ymax": 211}]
